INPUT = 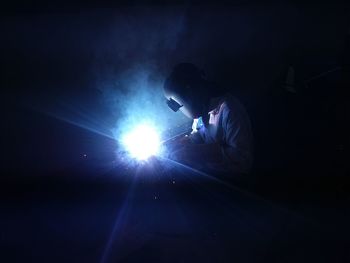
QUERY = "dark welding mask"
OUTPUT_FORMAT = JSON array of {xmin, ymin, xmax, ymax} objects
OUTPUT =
[{"xmin": 166, "ymin": 98, "xmax": 183, "ymax": 112}]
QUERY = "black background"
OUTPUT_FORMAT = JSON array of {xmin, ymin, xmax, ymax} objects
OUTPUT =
[{"xmin": 1, "ymin": 0, "xmax": 349, "ymax": 262}]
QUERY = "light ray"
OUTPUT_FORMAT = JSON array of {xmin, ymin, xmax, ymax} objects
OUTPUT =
[
  {"xmin": 160, "ymin": 156, "xmax": 312, "ymax": 222},
  {"xmin": 99, "ymin": 172, "xmax": 137, "ymax": 263},
  {"xmin": 45, "ymin": 111, "xmax": 115, "ymax": 140}
]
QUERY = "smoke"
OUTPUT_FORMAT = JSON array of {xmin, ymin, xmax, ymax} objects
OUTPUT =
[
  {"xmin": 99, "ymin": 64, "xmax": 188, "ymax": 141},
  {"xmin": 92, "ymin": 7, "xmax": 191, "ymax": 149}
]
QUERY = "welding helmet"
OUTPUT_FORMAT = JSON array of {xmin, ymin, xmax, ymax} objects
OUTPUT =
[{"xmin": 164, "ymin": 63, "xmax": 209, "ymax": 119}]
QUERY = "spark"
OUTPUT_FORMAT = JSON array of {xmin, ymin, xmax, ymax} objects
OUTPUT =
[{"xmin": 122, "ymin": 124, "xmax": 160, "ymax": 160}]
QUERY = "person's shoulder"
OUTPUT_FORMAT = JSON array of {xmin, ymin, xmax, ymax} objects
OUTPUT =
[
  {"xmin": 221, "ymin": 93, "xmax": 250, "ymax": 121},
  {"xmin": 221, "ymin": 94, "xmax": 244, "ymax": 111}
]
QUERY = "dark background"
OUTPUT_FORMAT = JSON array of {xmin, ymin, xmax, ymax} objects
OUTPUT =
[{"xmin": 1, "ymin": 1, "xmax": 349, "ymax": 262}]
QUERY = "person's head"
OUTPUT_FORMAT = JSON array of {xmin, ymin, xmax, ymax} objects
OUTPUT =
[{"xmin": 163, "ymin": 63, "xmax": 210, "ymax": 119}]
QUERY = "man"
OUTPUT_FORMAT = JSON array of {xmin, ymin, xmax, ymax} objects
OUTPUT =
[{"xmin": 164, "ymin": 63, "xmax": 253, "ymax": 175}]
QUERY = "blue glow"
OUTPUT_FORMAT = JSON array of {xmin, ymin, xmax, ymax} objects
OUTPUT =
[{"xmin": 96, "ymin": 65, "xmax": 190, "ymax": 162}]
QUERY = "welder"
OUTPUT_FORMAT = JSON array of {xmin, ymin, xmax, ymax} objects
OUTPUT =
[{"xmin": 164, "ymin": 63, "xmax": 253, "ymax": 175}]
